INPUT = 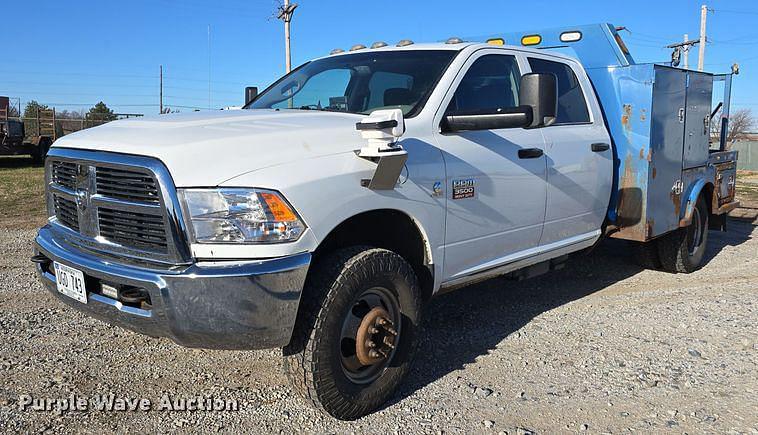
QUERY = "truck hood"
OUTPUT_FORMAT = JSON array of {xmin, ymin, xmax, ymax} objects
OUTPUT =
[{"xmin": 53, "ymin": 109, "xmax": 364, "ymax": 186}]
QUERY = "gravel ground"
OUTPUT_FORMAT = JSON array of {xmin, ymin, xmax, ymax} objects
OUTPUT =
[{"xmin": 0, "ymin": 220, "xmax": 756, "ymax": 434}]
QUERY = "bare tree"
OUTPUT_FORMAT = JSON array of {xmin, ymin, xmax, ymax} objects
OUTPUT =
[
  {"xmin": 727, "ymin": 109, "xmax": 755, "ymax": 143},
  {"xmin": 711, "ymin": 108, "xmax": 755, "ymax": 147}
]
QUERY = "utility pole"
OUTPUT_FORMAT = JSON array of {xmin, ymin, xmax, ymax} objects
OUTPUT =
[
  {"xmin": 277, "ymin": 1, "xmax": 298, "ymax": 73},
  {"xmin": 698, "ymin": 4, "xmax": 707, "ymax": 71},
  {"xmin": 666, "ymin": 36, "xmax": 699, "ymax": 68},
  {"xmin": 208, "ymin": 24, "xmax": 212, "ymax": 110},
  {"xmin": 159, "ymin": 65, "xmax": 163, "ymax": 115},
  {"xmin": 683, "ymin": 34, "xmax": 689, "ymax": 69}
]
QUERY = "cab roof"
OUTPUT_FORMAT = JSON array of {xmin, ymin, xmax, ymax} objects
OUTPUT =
[{"xmin": 314, "ymin": 41, "xmax": 578, "ymax": 64}]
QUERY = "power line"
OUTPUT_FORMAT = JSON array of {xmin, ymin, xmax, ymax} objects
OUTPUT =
[
  {"xmin": 0, "ymin": 69, "xmax": 247, "ymax": 86},
  {"xmin": 711, "ymin": 8, "xmax": 758, "ymax": 15},
  {"xmin": 0, "ymin": 90, "xmax": 157, "ymax": 98}
]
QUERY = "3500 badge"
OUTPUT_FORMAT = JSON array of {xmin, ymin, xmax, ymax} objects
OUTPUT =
[{"xmin": 452, "ymin": 179, "xmax": 475, "ymax": 199}]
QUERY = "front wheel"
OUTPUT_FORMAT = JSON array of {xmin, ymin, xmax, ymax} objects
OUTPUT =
[
  {"xmin": 658, "ymin": 195, "xmax": 709, "ymax": 273},
  {"xmin": 283, "ymin": 247, "xmax": 422, "ymax": 420}
]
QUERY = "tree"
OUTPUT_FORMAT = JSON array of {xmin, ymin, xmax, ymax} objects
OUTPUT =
[
  {"xmin": 22, "ymin": 100, "xmax": 50, "ymax": 118},
  {"xmin": 711, "ymin": 108, "xmax": 755, "ymax": 147},
  {"xmin": 87, "ymin": 101, "xmax": 117, "ymax": 122},
  {"xmin": 22, "ymin": 100, "xmax": 50, "ymax": 138}
]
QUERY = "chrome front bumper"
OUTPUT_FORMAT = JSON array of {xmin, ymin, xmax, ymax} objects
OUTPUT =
[{"xmin": 34, "ymin": 225, "xmax": 311, "ymax": 350}]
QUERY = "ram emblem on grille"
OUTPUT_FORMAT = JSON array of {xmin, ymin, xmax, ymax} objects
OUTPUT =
[{"xmin": 74, "ymin": 164, "xmax": 91, "ymax": 212}]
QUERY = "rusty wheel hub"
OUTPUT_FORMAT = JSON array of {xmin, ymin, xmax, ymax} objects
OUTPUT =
[{"xmin": 355, "ymin": 307, "xmax": 398, "ymax": 366}]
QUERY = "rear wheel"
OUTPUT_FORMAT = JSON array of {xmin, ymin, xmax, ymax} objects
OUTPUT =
[
  {"xmin": 658, "ymin": 196, "xmax": 709, "ymax": 273},
  {"xmin": 283, "ymin": 247, "xmax": 422, "ymax": 420},
  {"xmin": 31, "ymin": 138, "xmax": 51, "ymax": 165},
  {"xmin": 633, "ymin": 240, "xmax": 662, "ymax": 270}
]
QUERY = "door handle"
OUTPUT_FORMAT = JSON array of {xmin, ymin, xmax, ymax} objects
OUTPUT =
[
  {"xmin": 591, "ymin": 142, "xmax": 610, "ymax": 152},
  {"xmin": 518, "ymin": 148, "xmax": 543, "ymax": 159}
]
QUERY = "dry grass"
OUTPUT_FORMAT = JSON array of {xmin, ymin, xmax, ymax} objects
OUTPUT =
[
  {"xmin": 0, "ymin": 156, "xmax": 47, "ymax": 230},
  {"xmin": 736, "ymin": 170, "xmax": 758, "ymax": 208}
]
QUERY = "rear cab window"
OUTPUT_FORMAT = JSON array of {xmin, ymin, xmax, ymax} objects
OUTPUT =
[{"xmin": 527, "ymin": 57, "xmax": 591, "ymax": 125}]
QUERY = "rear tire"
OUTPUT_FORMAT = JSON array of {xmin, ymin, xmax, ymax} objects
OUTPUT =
[
  {"xmin": 633, "ymin": 240, "xmax": 662, "ymax": 270},
  {"xmin": 31, "ymin": 139, "xmax": 51, "ymax": 165},
  {"xmin": 283, "ymin": 247, "xmax": 422, "ymax": 420},
  {"xmin": 658, "ymin": 196, "xmax": 709, "ymax": 273}
]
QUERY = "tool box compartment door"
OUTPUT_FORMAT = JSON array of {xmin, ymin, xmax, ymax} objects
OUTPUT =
[
  {"xmin": 647, "ymin": 66, "xmax": 687, "ymax": 237},
  {"xmin": 683, "ymin": 72, "xmax": 713, "ymax": 170}
]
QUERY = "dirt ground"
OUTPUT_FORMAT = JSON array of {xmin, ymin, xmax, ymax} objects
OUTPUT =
[{"xmin": 1, "ymin": 221, "xmax": 756, "ymax": 433}]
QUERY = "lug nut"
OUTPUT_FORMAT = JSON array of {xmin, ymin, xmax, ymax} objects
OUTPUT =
[
  {"xmin": 369, "ymin": 350, "xmax": 380, "ymax": 359},
  {"xmin": 366, "ymin": 340, "xmax": 376, "ymax": 348},
  {"xmin": 383, "ymin": 337, "xmax": 395, "ymax": 349}
]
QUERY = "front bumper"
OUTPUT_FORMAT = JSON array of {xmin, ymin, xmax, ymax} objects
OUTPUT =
[{"xmin": 34, "ymin": 225, "xmax": 311, "ymax": 350}]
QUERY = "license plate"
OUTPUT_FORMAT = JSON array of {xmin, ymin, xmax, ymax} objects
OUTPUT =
[{"xmin": 54, "ymin": 262, "xmax": 87, "ymax": 304}]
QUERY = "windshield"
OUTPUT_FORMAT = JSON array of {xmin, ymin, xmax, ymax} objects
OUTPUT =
[{"xmin": 246, "ymin": 50, "xmax": 457, "ymax": 116}]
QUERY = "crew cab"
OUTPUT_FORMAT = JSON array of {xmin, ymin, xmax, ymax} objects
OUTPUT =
[{"xmin": 32, "ymin": 24, "xmax": 739, "ymax": 420}]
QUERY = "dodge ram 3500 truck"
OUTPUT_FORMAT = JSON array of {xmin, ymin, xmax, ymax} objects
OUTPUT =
[{"xmin": 33, "ymin": 24, "xmax": 739, "ymax": 419}]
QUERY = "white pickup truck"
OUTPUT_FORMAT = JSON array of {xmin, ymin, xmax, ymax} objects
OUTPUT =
[{"xmin": 33, "ymin": 24, "xmax": 739, "ymax": 419}]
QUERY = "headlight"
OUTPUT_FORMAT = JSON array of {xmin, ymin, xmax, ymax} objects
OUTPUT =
[{"xmin": 178, "ymin": 188, "xmax": 306, "ymax": 244}]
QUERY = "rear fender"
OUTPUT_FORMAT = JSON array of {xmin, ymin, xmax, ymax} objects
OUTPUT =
[{"xmin": 679, "ymin": 178, "xmax": 710, "ymax": 227}]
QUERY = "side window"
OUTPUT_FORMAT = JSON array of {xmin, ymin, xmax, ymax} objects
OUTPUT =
[
  {"xmin": 527, "ymin": 58, "xmax": 590, "ymax": 124},
  {"xmin": 447, "ymin": 54, "xmax": 520, "ymax": 114},
  {"xmin": 272, "ymin": 69, "xmax": 352, "ymax": 110}
]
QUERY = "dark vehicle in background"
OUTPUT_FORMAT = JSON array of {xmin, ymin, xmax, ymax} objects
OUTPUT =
[{"xmin": 0, "ymin": 96, "xmax": 54, "ymax": 163}]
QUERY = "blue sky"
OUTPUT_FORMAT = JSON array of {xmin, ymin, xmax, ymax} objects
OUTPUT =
[{"xmin": 2, "ymin": 0, "xmax": 757, "ymax": 115}]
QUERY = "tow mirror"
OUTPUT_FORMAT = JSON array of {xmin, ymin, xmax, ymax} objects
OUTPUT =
[
  {"xmin": 245, "ymin": 86, "xmax": 258, "ymax": 105},
  {"xmin": 441, "ymin": 72, "xmax": 558, "ymax": 133},
  {"xmin": 519, "ymin": 72, "xmax": 557, "ymax": 128},
  {"xmin": 442, "ymin": 107, "xmax": 533, "ymax": 132}
]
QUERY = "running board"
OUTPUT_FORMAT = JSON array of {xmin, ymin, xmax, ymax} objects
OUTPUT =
[{"xmin": 439, "ymin": 231, "xmax": 599, "ymax": 292}]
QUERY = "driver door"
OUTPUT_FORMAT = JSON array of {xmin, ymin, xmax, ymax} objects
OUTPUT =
[{"xmin": 434, "ymin": 51, "xmax": 548, "ymax": 282}]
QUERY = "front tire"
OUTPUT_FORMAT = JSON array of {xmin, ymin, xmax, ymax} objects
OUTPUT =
[
  {"xmin": 283, "ymin": 247, "xmax": 422, "ymax": 420},
  {"xmin": 658, "ymin": 195, "xmax": 709, "ymax": 273}
]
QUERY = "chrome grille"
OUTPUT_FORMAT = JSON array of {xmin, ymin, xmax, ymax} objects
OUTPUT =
[
  {"xmin": 45, "ymin": 149, "xmax": 190, "ymax": 265},
  {"xmin": 96, "ymin": 166, "xmax": 160, "ymax": 204},
  {"xmin": 53, "ymin": 195, "xmax": 79, "ymax": 231},
  {"xmin": 98, "ymin": 207, "xmax": 168, "ymax": 253},
  {"xmin": 51, "ymin": 161, "xmax": 77, "ymax": 190}
]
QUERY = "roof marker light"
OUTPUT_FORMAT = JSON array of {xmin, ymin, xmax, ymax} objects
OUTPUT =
[
  {"xmin": 486, "ymin": 38, "xmax": 505, "ymax": 46},
  {"xmin": 349, "ymin": 44, "xmax": 367, "ymax": 51},
  {"xmin": 371, "ymin": 41, "xmax": 388, "ymax": 49},
  {"xmin": 396, "ymin": 39, "xmax": 414, "ymax": 47},
  {"xmin": 445, "ymin": 37, "xmax": 464, "ymax": 44},
  {"xmin": 521, "ymin": 34, "xmax": 542, "ymax": 46},
  {"xmin": 560, "ymin": 31, "xmax": 582, "ymax": 43},
  {"xmin": 330, "ymin": 48, "xmax": 345, "ymax": 55}
]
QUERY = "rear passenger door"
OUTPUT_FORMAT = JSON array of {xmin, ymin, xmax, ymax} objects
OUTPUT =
[{"xmin": 525, "ymin": 56, "xmax": 613, "ymax": 245}]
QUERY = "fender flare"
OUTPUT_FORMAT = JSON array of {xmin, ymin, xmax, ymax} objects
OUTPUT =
[{"xmin": 679, "ymin": 178, "xmax": 711, "ymax": 227}]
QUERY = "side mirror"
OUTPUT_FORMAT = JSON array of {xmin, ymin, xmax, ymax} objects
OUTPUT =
[
  {"xmin": 441, "ymin": 72, "xmax": 558, "ymax": 133},
  {"xmin": 245, "ymin": 86, "xmax": 258, "ymax": 105},
  {"xmin": 442, "ymin": 107, "xmax": 533, "ymax": 132},
  {"xmin": 519, "ymin": 72, "xmax": 557, "ymax": 128}
]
